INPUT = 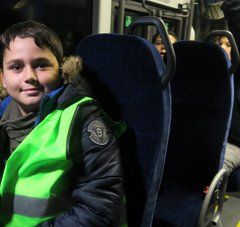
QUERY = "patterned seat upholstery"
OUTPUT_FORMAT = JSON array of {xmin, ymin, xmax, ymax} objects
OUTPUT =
[
  {"xmin": 76, "ymin": 33, "xmax": 172, "ymax": 226},
  {"xmin": 154, "ymin": 41, "xmax": 234, "ymax": 227}
]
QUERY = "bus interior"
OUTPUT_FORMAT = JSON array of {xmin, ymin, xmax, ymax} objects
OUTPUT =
[{"xmin": 0, "ymin": 0, "xmax": 240, "ymax": 226}]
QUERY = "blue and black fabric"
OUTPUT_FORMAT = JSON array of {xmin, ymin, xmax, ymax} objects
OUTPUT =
[
  {"xmin": 154, "ymin": 41, "xmax": 234, "ymax": 227},
  {"xmin": 0, "ymin": 96, "xmax": 12, "ymax": 117},
  {"xmin": 76, "ymin": 33, "xmax": 171, "ymax": 226}
]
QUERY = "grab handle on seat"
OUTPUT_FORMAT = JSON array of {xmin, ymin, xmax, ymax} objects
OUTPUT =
[{"xmin": 125, "ymin": 16, "xmax": 176, "ymax": 88}]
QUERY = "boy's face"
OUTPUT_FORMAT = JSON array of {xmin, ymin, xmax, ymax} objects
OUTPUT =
[
  {"xmin": 1, "ymin": 37, "xmax": 60, "ymax": 115},
  {"xmin": 154, "ymin": 34, "xmax": 177, "ymax": 58},
  {"xmin": 154, "ymin": 35, "xmax": 166, "ymax": 58},
  {"xmin": 219, "ymin": 36, "xmax": 231, "ymax": 61}
]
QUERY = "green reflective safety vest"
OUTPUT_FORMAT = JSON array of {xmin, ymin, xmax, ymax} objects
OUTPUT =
[{"xmin": 0, "ymin": 97, "xmax": 93, "ymax": 227}]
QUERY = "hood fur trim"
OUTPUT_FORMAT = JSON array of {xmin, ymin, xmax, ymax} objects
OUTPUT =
[
  {"xmin": 0, "ymin": 84, "xmax": 7, "ymax": 100},
  {"xmin": 61, "ymin": 56, "xmax": 83, "ymax": 83}
]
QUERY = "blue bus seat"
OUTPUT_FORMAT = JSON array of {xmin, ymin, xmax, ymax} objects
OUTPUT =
[
  {"xmin": 76, "ymin": 33, "xmax": 172, "ymax": 226},
  {"xmin": 154, "ymin": 41, "xmax": 234, "ymax": 227}
]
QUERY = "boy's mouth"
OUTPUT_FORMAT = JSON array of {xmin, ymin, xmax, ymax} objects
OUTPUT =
[{"xmin": 21, "ymin": 87, "xmax": 43, "ymax": 95}]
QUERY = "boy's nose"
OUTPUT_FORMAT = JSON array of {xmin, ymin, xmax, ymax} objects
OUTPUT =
[
  {"xmin": 25, "ymin": 67, "xmax": 37, "ymax": 82},
  {"xmin": 160, "ymin": 48, "xmax": 166, "ymax": 54}
]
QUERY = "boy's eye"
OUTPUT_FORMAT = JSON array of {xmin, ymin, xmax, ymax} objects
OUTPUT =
[
  {"xmin": 9, "ymin": 64, "xmax": 22, "ymax": 71},
  {"xmin": 156, "ymin": 41, "xmax": 163, "ymax": 46},
  {"xmin": 34, "ymin": 61, "xmax": 52, "ymax": 70},
  {"xmin": 36, "ymin": 63, "xmax": 48, "ymax": 69}
]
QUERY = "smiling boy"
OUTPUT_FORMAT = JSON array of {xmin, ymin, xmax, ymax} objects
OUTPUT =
[{"xmin": 0, "ymin": 21, "xmax": 123, "ymax": 227}]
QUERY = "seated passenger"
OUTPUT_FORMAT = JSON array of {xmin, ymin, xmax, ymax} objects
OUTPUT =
[
  {"xmin": 0, "ymin": 20, "xmax": 123, "ymax": 226},
  {"xmin": 213, "ymin": 32, "xmax": 240, "ymax": 174},
  {"xmin": 215, "ymin": 35, "xmax": 232, "ymax": 60},
  {"xmin": 152, "ymin": 31, "xmax": 177, "ymax": 58}
]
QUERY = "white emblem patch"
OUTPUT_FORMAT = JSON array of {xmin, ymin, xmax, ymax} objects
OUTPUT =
[{"xmin": 87, "ymin": 120, "xmax": 109, "ymax": 145}]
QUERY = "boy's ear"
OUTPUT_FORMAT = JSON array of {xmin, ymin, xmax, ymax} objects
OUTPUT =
[{"xmin": 0, "ymin": 69, "xmax": 6, "ymax": 88}]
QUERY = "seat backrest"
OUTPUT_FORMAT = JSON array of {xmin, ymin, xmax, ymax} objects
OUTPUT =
[
  {"xmin": 76, "ymin": 33, "xmax": 171, "ymax": 226},
  {"xmin": 163, "ymin": 40, "xmax": 234, "ymax": 191}
]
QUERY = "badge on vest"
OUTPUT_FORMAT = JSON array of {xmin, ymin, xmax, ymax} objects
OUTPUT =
[{"xmin": 87, "ymin": 120, "xmax": 110, "ymax": 145}]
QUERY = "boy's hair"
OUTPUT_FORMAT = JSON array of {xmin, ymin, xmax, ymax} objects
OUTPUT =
[
  {"xmin": 152, "ymin": 31, "xmax": 178, "ymax": 44},
  {"xmin": 168, "ymin": 31, "xmax": 177, "ymax": 41},
  {"xmin": 0, "ymin": 20, "xmax": 63, "ymax": 69},
  {"xmin": 152, "ymin": 33, "xmax": 160, "ymax": 44}
]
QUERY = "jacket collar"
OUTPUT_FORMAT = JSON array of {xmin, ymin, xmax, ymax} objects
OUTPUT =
[{"xmin": 35, "ymin": 78, "xmax": 90, "ymax": 125}]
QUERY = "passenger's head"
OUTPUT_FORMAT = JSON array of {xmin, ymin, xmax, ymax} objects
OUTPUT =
[
  {"xmin": 152, "ymin": 34, "xmax": 166, "ymax": 57},
  {"xmin": 168, "ymin": 31, "xmax": 177, "ymax": 44},
  {"xmin": 215, "ymin": 35, "xmax": 231, "ymax": 60},
  {"xmin": 152, "ymin": 31, "xmax": 177, "ymax": 57},
  {"xmin": 0, "ymin": 20, "xmax": 63, "ymax": 115}
]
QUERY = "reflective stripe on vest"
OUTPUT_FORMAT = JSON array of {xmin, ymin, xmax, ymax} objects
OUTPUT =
[
  {"xmin": 0, "ymin": 97, "xmax": 93, "ymax": 227},
  {"xmin": 1, "ymin": 193, "xmax": 73, "ymax": 217}
]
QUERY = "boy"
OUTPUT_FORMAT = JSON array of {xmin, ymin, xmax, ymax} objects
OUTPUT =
[
  {"xmin": 0, "ymin": 20, "xmax": 123, "ymax": 226},
  {"xmin": 152, "ymin": 31, "xmax": 177, "ymax": 58}
]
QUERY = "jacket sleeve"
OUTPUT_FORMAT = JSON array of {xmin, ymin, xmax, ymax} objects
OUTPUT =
[{"xmin": 40, "ymin": 104, "xmax": 124, "ymax": 227}]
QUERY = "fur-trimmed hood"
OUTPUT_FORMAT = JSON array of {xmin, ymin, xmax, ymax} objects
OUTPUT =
[
  {"xmin": 0, "ymin": 84, "xmax": 7, "ymax": 100},
  {"xmin": 54, "ymin": 55, "xmax": 92, "ymax": 110},
  {"xmin": 61, "ymin": 55, "xmax": 83, "ymax": 84}
]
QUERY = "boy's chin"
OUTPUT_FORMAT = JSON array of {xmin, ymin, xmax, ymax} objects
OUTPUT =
[{"xmin": 17, "ymin": 98, "xmax": 43, "ymax": 114}]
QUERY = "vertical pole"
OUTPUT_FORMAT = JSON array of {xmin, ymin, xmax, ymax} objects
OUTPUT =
[
  {"xmin": 117, "ymin": 0, "xmax": 125, "ymax": 34},
  {"xmin": 186, "ymin": 0, "xmax": 195, "ymax": 40}
]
